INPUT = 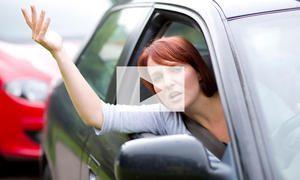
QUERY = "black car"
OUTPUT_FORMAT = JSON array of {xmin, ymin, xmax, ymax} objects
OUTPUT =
[{"xmin": 41, "ymin": 0, "xmax": 300, "ymax": 179}]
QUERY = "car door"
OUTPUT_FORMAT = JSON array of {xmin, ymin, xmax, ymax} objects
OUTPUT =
[{"xmin": 79, "ymin": 5, "xmax": 154, "ymax": 180}]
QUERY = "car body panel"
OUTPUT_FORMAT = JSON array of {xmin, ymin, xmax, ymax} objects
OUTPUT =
[{"xmin": 44, "ymin": 81, "xmax": 92, "ymax": 179}]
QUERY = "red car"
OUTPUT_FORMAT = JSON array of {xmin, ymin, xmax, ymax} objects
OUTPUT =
[
  {"xmin": 0, "ymin": 40, "xmax": 81, "ymax": 161},
  {"xmin": 0, "ymin": 0, "xmax": 112, "ymax": 161},
  {"xmin": 0, "ymin": 49, "xmax": 51, "ymax": 160}
]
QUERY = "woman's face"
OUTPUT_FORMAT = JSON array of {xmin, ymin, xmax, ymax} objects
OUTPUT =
[{"xmin": 147, "ymin": 57, "xmax": 201, "ymax": 111}]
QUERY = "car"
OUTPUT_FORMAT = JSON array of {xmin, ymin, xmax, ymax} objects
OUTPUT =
[
  {"xmin": 0, "ymin": 0, "xmax": 114, "ymax": 164},
  {"xmin": 42, "ymin": 0, "xmax": 300, "ymax": 179},
  {"xmin": 0, "ymin": 50, "xmax": 51, "ymax": 161}
]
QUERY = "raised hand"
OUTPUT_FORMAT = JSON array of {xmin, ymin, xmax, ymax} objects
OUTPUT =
[
  {"xmin": 22, "ymin": 6, "xmax": 104, "ymax": 130},
  {"xmin": 21, "ymin": 6, "xmax": 63, "ymax": 54}
]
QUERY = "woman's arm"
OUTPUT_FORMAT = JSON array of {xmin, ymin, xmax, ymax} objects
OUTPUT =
[{"xmin": 21, "ymin": 6, "xmax": 103, "ymax": 129}]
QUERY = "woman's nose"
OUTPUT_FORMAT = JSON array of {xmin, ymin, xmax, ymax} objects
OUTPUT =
[{"xmin": 163, "ymin": 73, "xmax": 176, "ymax": 89}]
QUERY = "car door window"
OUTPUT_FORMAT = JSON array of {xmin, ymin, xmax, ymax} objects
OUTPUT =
[
  {"xmin": 77, "ymin": 8, "xmax": 148, "ymax": 99},
  {"xmin": 79, "ymin": 7, "xmax": 153, "ymax": 180},
  {"xmin": 230, "ymin": 11, "xmax": 300, "ymax": 179}
]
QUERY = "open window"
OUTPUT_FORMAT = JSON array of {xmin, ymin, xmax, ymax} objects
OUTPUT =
[
  {"xmin": 126, "ymin": 10, "xmax": 215, "ymax": 104},
  {"xmin": 130, "ymin": 10, "xmax": 212, "ymax": 67}
]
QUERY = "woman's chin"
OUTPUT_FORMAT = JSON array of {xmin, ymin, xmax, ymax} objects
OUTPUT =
[{"xmin": 162, "ymin": 101, "xmax": 185, "ymax": 112}]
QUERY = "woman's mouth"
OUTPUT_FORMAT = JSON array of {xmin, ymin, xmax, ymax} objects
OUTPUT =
[{"xmin": 169, "ymin": 91, "xmax": 182, "ymax": 100}]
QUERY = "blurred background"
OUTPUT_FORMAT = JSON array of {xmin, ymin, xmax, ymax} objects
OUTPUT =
[{"xmin": 0, "ymin": 0, "xmax": 118, "ymax": 179}]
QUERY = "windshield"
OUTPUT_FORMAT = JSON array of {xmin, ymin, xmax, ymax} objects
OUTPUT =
[
  {"xmin": 0, "ymin": 0, "xmax": 112, "ymax": 42},
  {"xmin": 230, "ymin": 10, "xmax": 300, "ymax": 179}
]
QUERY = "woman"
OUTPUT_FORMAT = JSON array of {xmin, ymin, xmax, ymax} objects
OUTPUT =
[{"xmin": 21, "ymin": 6, "xmax": 229, "ymax": 161}]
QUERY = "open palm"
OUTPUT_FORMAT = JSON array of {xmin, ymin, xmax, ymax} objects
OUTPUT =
[{"xmin": 21, "ymin": 6, "xmax": 62, "ymax": 53}]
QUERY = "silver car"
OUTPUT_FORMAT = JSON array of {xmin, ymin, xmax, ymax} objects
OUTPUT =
[{"xmin": 42, "ymin": 0, "xmax": 300, "ymax": 179}]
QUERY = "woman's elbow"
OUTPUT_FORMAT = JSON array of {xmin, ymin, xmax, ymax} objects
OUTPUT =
[
  {"xmin": 83, "ymin": 119, "xmax": 93, "ymax": 127},
  {"xmin": 84, "ymin": 116, "xmax": 103, "ymax": 129}
]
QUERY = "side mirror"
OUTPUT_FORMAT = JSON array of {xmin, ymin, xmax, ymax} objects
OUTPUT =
[{"xmin": 114, "ymin": 135, "xmax": 232, "ymax": 180}]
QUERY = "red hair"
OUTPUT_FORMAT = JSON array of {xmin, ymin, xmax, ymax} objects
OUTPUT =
[{"xmin": 138, "ymin": 36, "xmax": 217, "ymax": 97}]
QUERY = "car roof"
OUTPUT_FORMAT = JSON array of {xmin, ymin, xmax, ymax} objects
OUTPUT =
[
  {"xmin": 213, "ymin": 0, "xmax": 300, "ymax": 18},
  {"xmin": 126, "ymin": 0, "xmax": 300, "ymax": 18}
]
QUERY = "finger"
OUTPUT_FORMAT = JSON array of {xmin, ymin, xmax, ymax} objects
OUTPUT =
[
  {"xmin": 21, "ymin": 8, "xmax": 32, "ymax": 29},
  {"xmin": 36, "ymin": 10, "xmax": 45, "ymax": 36},
  {"xmin": 31, "ymin": 5, "xmax": 37, "ymax": 37},
  {"xmin": 39, "ymin": 17, "xmax": 50, "ymax": 39}
]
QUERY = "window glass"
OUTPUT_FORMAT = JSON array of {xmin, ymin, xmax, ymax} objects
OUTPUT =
[
  {"xmin": 78, "ymin": 8, "xmax": 150, "ymax": 99},
  {"xmin": 230, "ymin": 11, "xmax": 300, "ymax": 179}
]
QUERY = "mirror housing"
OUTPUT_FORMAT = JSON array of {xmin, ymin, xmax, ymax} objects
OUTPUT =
[{"xmin": 115, "ymin": 135, "xmax": 232, "ymax": 180}]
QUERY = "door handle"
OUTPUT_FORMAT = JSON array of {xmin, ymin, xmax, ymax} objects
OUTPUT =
[
  {"xmin": 88, "ymin": 154, "xmax": 101, "ymax": 180},
  {"xmin": 88, "ymin": 154, "xmax": 101, "ymax": 168}
]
